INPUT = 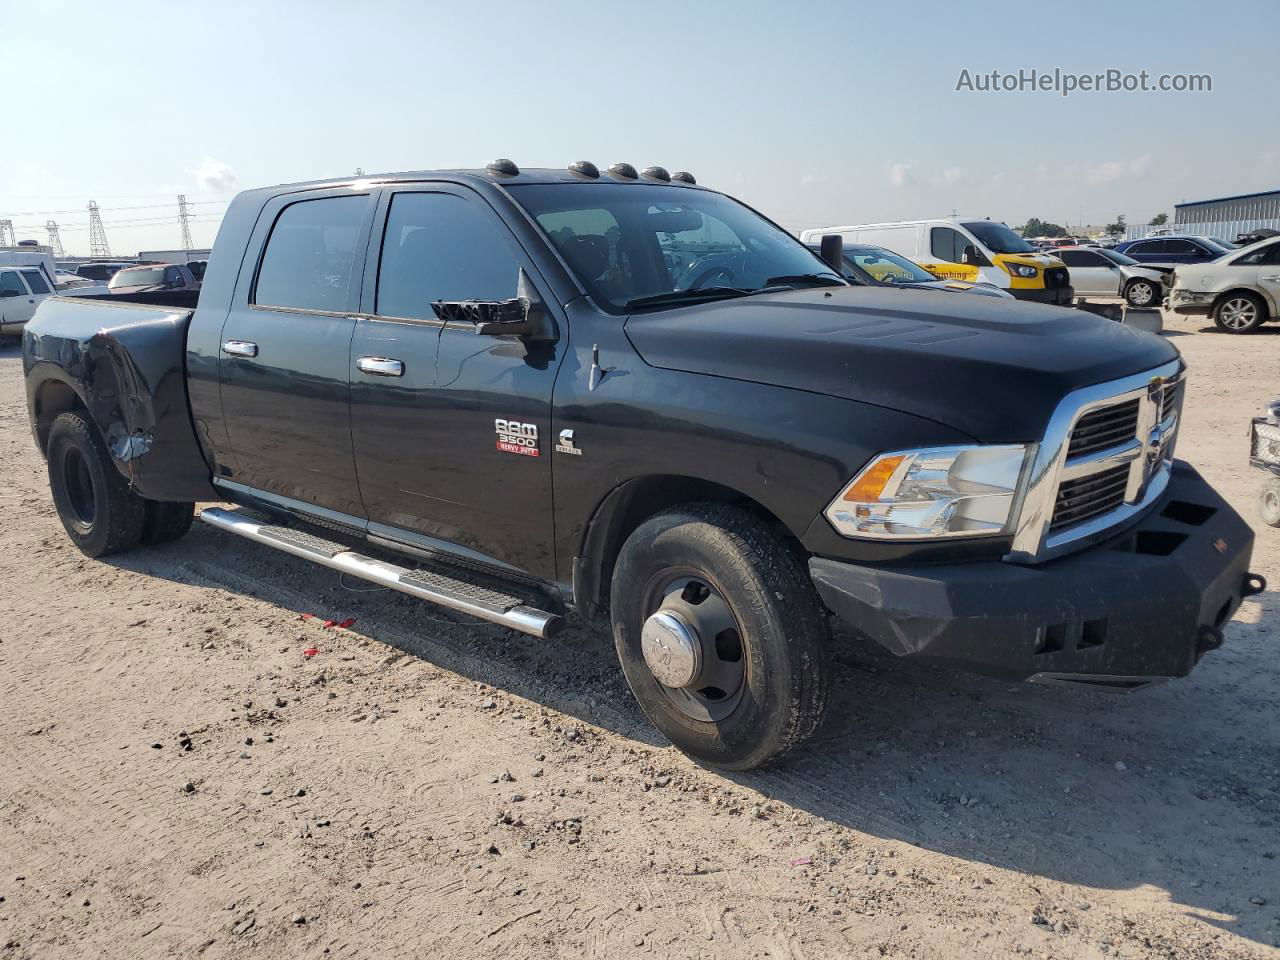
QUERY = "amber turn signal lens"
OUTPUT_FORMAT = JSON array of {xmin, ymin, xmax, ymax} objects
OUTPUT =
[{"xmin": 842, "ymin": 454, "xmax": 906, "ymax": 502}]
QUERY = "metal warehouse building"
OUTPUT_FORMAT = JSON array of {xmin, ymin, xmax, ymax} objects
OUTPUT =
[{"xmin": 1173, "ymin": 189, "xmax": 1280, "ymax": 242}]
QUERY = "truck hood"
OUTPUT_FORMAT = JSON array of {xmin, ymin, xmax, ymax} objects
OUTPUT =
[{"xmin": 624, "ymin": 286, "xmax": 1178, "ymax": 442}]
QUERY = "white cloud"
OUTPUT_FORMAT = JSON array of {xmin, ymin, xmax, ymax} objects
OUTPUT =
[
  {"xmin": 941, "ymin": 167, "xmax": 964, "ymax": 184},
  {"xmin": 190, "ymin": 157, "xmax": 238, "ymax": 193},
  {"xmin": 888, "ymin": 162, "xmax": 911, "ymax": 187},
  {"xmin": 1087, "ymin": 155, "xmax": 1153, "ymax": 185},
  {"xmin": 1087, "ymin": 161, "xmax": 1125, "ymax": 185}
]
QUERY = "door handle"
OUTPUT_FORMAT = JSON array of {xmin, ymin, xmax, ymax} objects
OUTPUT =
[
  {"xmin": 222, "ymin": 340, "xmax": 258, "ymax": 358},
  {"xmin": 1262, "ymin": 275, "xmax": 1280, "ymax": 282},
  {"xmin": 356, "ymin": 356, "xmax": 405, "ymax": 377}
]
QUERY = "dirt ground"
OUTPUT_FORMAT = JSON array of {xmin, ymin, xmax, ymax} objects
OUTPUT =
[{"xmin": 1, "ymin": 311, "xmax": 1278, "ymax": 960}]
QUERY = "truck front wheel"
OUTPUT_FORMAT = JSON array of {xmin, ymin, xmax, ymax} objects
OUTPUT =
[
  {"xmin": 610, "ymin": 504, "xmax": 830, "ymax": 770},
  {"xmin": 46, "ymin": 411, "xmax": 146, "ymax": 557}
]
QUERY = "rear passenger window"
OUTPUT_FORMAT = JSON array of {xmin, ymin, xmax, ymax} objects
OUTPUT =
[
  {"xmin": 254, "ymin": 196, "xmax": 366, "ymax": 312},
  {"xmin": 0, "ymin": 271, "xmax": 25, "ymax": 296},
  {"xmin": 20, "ymin": 270, "xmax": 50, "ymax": 294},
  {"xmin": 376, "ymin": 193, "xmax": 519, "ymax": 321}
]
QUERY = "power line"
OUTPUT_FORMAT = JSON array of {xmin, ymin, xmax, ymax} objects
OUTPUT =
[{"xmin": 0, "ymin": 202, "xmax": 227, "ymax": 218}]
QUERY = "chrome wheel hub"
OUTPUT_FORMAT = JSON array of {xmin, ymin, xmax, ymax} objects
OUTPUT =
[
  {"xmin": 640, "ymin": 573, "xmax": 747, "ymax": 723},
  {"xmin": 641, "ymin": 610, "xmax": 702, "ymax": 688}
]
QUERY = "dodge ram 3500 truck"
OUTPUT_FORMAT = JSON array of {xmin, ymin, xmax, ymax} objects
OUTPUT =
[{"xmin": 23, "ymin": 161, "xmax": 1263, "ymax": 770}]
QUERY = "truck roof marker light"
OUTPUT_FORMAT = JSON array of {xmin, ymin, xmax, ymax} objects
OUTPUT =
[
  {"xmin": 486, "ymin": 159, "xmax": 520, "ymax": 177},
  {"xmin": 671, "ymin": 171, "xmax": 696, "ymax": 185},
  {"xmin": 568, "ymin": 161, "xmax": 600, "ymax": 179},
  {"xmin": 641, "ymin": 166, "xmax": 671, "ymax": 182},
  {"xmin": 607, "ymin": 163, "xmax": 638, "ymax": 180},
  {"xmin": 843, "ymin": 454, "xmax": 907, "ymax": 502}
]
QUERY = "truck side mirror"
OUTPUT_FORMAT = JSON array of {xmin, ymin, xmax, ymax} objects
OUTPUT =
[
  {"xmin": 819, "ymin": 234, "xmax": 844, "ymax": 273},
  {"xmin": 430, "ymin": 268, "xmax": 558, "ymax": 343}
]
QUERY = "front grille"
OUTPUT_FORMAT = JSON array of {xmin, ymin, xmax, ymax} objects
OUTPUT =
[
  {"xmin": 1160, "ymin": 380, "xmax": 1182, "ymax": 422},
  {"xmin": 1014, "ymin": 363, "xmax": 1186, "ymax": 560},
  {"xmin": 1046, "ymin": 267, "xmax": 1070, "ymax": 289},
  {"xmin": 1050, "ymin": 463, "xmax": 1130, "ymax": 532},
  {"xmin": 1252, "ymin": 418, "xmax": 1280, "ymax": 467},
  {"xmin": 1067, "ymin": 398, "xmax": 1141, "ymax": 458}
]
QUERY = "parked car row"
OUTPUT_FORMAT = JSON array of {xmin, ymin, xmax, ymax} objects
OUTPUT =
[
  {"xmin": 1055, "ymin": 246, "xmax": 1168, "ymax": 307},
  {"xmin": 799, "ymin": 218, "xmax": 1074, "ymax": 305}
]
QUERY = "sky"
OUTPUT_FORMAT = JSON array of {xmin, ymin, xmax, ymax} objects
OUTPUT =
[{"xmin": 4, "ymin": 0, "xmax": 1278, "ymax": 255}]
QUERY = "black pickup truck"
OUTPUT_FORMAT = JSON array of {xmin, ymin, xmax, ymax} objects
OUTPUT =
[{"xmin": 23, "ymin": 161, "xmax": 1262, "ymax": 770}]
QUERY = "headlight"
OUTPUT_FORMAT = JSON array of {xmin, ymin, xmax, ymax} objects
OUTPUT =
[
  {"xmin": 1008, "ymin": 264, "xmax": 1038, "ymax": 278},
  {"xmin": 824, "ymin": 445, "xmax": 1029, "ymax": 540},
  {"xmin": 1172, "ymin": 289, "xmax": 1212, "ymax": 303}
]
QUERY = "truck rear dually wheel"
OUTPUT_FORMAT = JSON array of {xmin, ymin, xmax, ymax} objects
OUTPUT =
[
  {"xmin": 47, "ymin": 411, "xmax": 147, "ymax": 557},
  {"xmin": 141, "ymin": 500, "xmax": 195, "ymax": 545},
  {"xmin": 610, "ymin": 504, "xmax": 830, "ymax": 771}
]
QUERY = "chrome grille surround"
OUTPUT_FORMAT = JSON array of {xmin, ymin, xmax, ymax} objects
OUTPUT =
[{"xmin": 1007, "ymin": 359, "xmax": 1185, "ymax": 563}]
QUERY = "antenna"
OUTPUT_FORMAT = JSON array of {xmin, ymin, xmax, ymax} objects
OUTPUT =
[
  {"xmin": 177, "ymin": 194, "xmax": 194, "ymax": 250},
  {"xmin": 45, "ymin": 221, "xmax": 65, "ymax": 257},
  {"xmin": 87, "ymin": 201, "xmax": 112, "ymax": 257},
  {"xmin": 0, "ymin": 219, "xmax": 15, "ymax": 246}
]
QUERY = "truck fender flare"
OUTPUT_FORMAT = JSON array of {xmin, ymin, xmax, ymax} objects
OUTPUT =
[{"xmin": 571, "ymin": 474, "xmax": 797, "ymax": 617}]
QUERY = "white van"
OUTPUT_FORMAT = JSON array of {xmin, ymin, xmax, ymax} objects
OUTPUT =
[{"xmin": 800, "ymin": 219, "xmax": 1074, "ymax": 305}]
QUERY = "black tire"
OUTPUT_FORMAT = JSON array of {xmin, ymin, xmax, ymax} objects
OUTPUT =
[
  {"xmin": 46, "ymin": 411, "xmax": 146, "ymax": 557},
  {"xmin": 1260, "ymin": 477, "xmax": 1280, "ymax": 528},
  {"xmin": 610, "ymin": 504, "xmax": 830, "ymax": 771},
  {"xmin": 141, "ymin": 500, "xmax": 195, "ymax": 545},
  {"xmin": 1214, "ymin": 292, "xmax": 1266, "ymax": 333},
  {"xmin": 1123, "ymin": 277, "xmax": 1158, "ymax": 308}
]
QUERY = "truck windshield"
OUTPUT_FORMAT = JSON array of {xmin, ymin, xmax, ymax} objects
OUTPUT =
[
  {"xmin": 109, "ymin": 267, "xmax": 165, "ymax": 288},
  {"xmin": 506, "ymin": 183, "xmax": 842, "ymax": 313},
  {"xmin": 961, "ymin": 221, "xmax": 1035, "ymax": 255}
]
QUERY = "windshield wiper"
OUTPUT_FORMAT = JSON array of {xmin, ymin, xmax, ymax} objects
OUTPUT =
[
  {"xmin": 762, "ymin": 274, "xmax": 846, "ymax": 289},
  {"xmin": 623, "ymin": 286, "xmax": 752, "ymax": 310}
]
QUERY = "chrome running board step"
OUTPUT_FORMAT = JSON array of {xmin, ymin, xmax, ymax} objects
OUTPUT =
[{"xmin": 198, "ymin": 507, "xmax": 562, "ymax": 639}]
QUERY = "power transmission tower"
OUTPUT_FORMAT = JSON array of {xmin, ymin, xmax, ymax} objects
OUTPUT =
[
  {"xmin": 46, "ymin": 221, "xmax": 65, "ymax": 258},
  {"xmin": 87, "ymin": 201, "xmax": 112, "ymax": 257},
  {"xmin": 177, "ymin": 194, "xmax": 194, "ymax": 250},
  {"xmin": 0, "ymin": 219, "xmax": 15, "ymax": 246}
]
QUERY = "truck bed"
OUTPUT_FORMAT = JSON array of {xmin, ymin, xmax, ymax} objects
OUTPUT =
[{"xmin": 23, "ymin": 294, "xmax": 217, "ymax": 502}]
